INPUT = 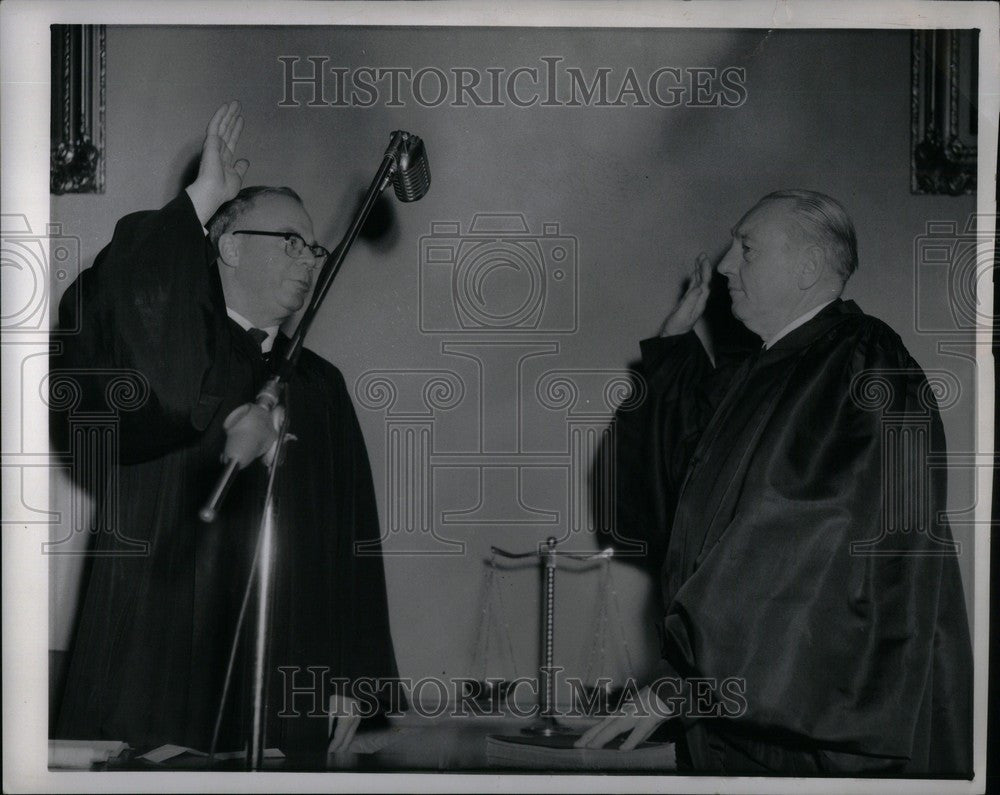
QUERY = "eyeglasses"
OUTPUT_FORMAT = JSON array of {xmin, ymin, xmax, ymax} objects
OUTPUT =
[{"xmin": 232, "ymin": 230, "xmax": 330, "ymax": 266}]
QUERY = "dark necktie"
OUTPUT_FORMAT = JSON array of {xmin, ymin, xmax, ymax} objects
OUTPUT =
[{"xmin": 247, "ymin": 327, "xmax": 269, "ymax": 360}]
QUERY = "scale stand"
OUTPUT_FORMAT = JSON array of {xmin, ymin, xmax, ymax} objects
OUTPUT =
[{"xmin": 491, "ymin": 537, "xmax": 613, "ymax": 736}]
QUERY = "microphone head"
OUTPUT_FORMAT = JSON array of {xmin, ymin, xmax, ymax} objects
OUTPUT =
[{"xmin": 390, "ymin": 131, "xmax": 431, "ymax": 202}]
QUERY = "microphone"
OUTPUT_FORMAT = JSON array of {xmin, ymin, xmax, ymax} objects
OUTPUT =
[{"xmin": 389, "ymin": 131, "xmax": 430, "ymax": 202}]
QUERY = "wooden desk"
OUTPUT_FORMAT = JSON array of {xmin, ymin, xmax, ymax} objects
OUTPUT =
[
  {"xmin": 95, "ymin": 714, "xmax": 677, "ymax": 773},
  {"xmin": 333, "ymin": 714, "xmax": 675, "ymax": 772}
]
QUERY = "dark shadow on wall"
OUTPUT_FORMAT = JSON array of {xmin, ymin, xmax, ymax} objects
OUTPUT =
[
  {"xmin": 358, "ymin": 190, "xmax": 400, "ymax": 251},
  {"xmin": 323, "ymin": 176, "xmax": 401, "ymax": 252},
  {"xmin": 175, "ymin": 152, "xmax": 201, "ymax": 196}
]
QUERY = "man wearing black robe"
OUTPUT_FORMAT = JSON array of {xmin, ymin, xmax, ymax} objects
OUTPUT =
[
  {"xmin": 578, "ymin": 190, "xmax": 972, "ymax": 777},
  {"xmin": 52, "ymin": 102, "xmax": 400, "ymax": 760}
]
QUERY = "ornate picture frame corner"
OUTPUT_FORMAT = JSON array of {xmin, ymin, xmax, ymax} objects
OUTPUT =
[{"xmin": 50, "ymin": 24, "xmax": 107, "ymax": 196}]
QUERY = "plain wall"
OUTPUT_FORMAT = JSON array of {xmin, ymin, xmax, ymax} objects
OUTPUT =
[{"xmin": 49, "ymin": 26, "xmax": 978, "ymax": 695}]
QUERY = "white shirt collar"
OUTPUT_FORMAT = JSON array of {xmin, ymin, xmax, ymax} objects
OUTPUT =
[
  {"xmin": 763, "ymin": 299, "xmax": 837, "ymax": 349},
  {"xmin": 226, "ymin": 307, "xmax": 279, "ymax": 353}
]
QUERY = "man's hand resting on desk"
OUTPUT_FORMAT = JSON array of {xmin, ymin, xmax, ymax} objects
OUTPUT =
[{"xmin": 573, "ymin": 685, "xmax": 670, "ymax": 751}]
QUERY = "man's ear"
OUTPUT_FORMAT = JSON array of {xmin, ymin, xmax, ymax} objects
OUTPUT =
[
  {"xmin": 797, "ymin": 245, "xmax": 825, "ymax": 290},
  {"xmin": 217, "ymin": 232, "xmax": 239, "ymax": 269}
]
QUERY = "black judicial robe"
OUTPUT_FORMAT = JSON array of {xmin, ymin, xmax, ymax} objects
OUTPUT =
[
  {"xmin": 52, "ymin": 192, "xmax": 400, "ymax": 756},
  {"xmin": 615, "ymin": 300, "xmax": 972, "ymax": 776}
]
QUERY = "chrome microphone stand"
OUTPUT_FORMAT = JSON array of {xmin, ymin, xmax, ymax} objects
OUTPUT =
[
  {"xmin": 200, "ymin": 129, "xmax": 430, "ymax": 524},
  {"xmin": 202, "ymin": 130, "xmax": 430, "ymax": 769},
  {"xmin": 247, "ymin": 406, "xmax": 287, "ymax": 769}
]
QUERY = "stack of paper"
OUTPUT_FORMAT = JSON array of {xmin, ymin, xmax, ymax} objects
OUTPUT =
[
  {"xmin": 138, "ymin": 745, "xmax": 285, "ymax": 764},
  {"xmin": 486, "ymin": 733, "xmax": 676, "ymax": 771},
  {"xmin": 49, "ymin": 740, "xmax": 130, "ymax": 769}
]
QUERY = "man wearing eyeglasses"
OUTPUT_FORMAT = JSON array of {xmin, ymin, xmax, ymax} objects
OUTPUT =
[
  {"xmin": 52, "ymin": 102, "xmax": 400, "ymax": 763},
  {"xmin": 211, "ymin": 191, "xmax": 329, "ymax": 351}
]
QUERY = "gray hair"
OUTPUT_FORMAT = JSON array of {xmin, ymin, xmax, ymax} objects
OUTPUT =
[
  {"xmin": 758, "ymin": 189, "xmax": 859, "ymax": 280},
  {"xmin": 206, "ymin": 185, "xmax": 303, "ymax": 248}
]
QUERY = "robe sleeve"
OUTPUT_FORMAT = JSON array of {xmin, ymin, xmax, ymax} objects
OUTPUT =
[
  {"xmin": 53, "ymin": 192, "xmax": 231, "ymax": 462},
  {"xmin": 659, "ymin": 321, "xmax": 972, "ymax": 772},
  {"xmin": 610, "ymin": 331, "xmax": 740, "ymax": 566}
]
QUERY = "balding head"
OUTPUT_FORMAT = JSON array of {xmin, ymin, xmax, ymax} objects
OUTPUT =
[{"xmin": 754, "ymin": 189, "xmax": 858, "ymax": 282}]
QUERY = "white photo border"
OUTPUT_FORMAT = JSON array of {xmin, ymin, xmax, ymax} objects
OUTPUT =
[{"xmin": 2, "ymin": 1, "xmax": 996, "ymax": 793}]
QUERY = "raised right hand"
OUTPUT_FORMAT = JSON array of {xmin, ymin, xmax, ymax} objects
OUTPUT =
[
  {"xmin": 185, "ymin": 100, "xmax": 250, "ymax": 225},
  {"xmin": 660, "ymin": 252, "xmax": 713, "ymax": 337}
]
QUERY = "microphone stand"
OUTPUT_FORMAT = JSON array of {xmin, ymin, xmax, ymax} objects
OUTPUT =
[
  {"xmin": 200, "ymin": 130, "xmax": 415, "ymax": 524},
  {"xmin": 248, "ymin": 406, "xmax": 286, "ymax": 769},
  {"xmin": 201, "ymin": 130, "xmax": 427, "ymax": 769}
]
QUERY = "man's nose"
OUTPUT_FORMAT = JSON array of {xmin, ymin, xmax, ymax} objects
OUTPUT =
[{"xmin": 717, "ymin": 248, "xmax": 736, "ymax": 277}]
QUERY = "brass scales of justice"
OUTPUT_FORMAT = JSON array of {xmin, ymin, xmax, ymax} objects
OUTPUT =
[{"xmin": 470, "ymin": 536, "xmax": 637, "ymax": 737}]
